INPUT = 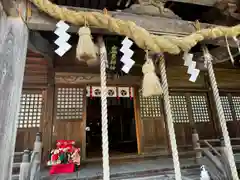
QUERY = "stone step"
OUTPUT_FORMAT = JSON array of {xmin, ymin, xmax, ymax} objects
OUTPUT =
[
  {"xmin": 39, "ymin": 166, "xmax": 200, "ymax": 180},
  {"xmin": 12, "ymin": 174, "xmax": 19, "ymax": 180},
  {"xmin": 13, "ymin": 152, "xmax": 23, "ymax": 163}
]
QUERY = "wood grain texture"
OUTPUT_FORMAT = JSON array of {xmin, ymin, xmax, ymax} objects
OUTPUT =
[
  {"xmin": 168, "ymin": 0, "xmax": 218, "ymax": 6},
  {"xmin": 215, "ymin": 68, "xmax": 240, "ymax": 89},
  {"xmin": 41, "ymin": 58, "xmax": 55, "ymax": 161},
  {"xmin": 1, "ymin": 0, "xmax": 18, "ymax": 16},
  {"xmin": 0, "ymin": 17, "xmax": 28, "ymax": 180},
  {"xmin": 0, "ymin": 3, "xmax": 9, "ymax": 51}
]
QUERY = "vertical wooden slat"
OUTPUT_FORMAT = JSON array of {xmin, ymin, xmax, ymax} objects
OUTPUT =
[
  {"xmin": 133, "ymin": 87, "xmax": 142, "ymax": 154},
  {"xmin": 0, "ymin": 17, "xmax": 28, "ymax": 179},
  {"xmin": 41, "ymin": 58, "xmax": 55, "ymax": 160},
  {"xmin": 227, "ymin": 94, "xmax": 238, "ymax": 138},
  {"xmin": 186, "ymin": 93, "xmax": 194, "ymax": 127},
  {"xmin": 81, "ymin": 88, "xmax": 87, "ymax": 160}
]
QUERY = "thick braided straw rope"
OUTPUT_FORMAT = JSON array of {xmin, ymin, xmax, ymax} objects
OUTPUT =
[
  {"xmin": 204, "ymin": 48, "xmax": 239, "ymax": 180},
  {"xmin": 31, "ymin": 0, "xmax": 240, "ymax": 54},
  {"xmin": 98, "ymin": 36, "xmax": 110, "ymax": 180},
  {"xmin": 159, "ymin": 55, "xmax": 182, "ymax": 180}
]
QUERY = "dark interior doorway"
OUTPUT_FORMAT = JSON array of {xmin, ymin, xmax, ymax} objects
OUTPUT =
[{"xmin": 86, "ymin": 97, "xmax": 137, "ymax": 158}]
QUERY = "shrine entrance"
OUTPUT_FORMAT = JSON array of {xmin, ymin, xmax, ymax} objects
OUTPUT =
[{"xmin": 86, "ymin": 86, "xmax": 137, "ymax": 158}]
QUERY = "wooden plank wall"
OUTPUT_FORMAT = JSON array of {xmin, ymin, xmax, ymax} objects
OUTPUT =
[
  {"xmin": 23, "ymin": 50, "xmax": 48, "ymax": 87},
  {"xmin": 215, "ymin": 68, "xmax": 240, "ymax": 89},
  {"xmin": 15, "ymin": 50, "xmax": 49, "ymax": 153}
]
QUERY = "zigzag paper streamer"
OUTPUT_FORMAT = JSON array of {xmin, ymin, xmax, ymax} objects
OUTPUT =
[
  {"xmin": 54, "ymin": 20, "xmax": 72, "ymax": 56},
  {"xmin": 120, "ymin": 37, "xmax": 135, "ymax": 73},
  {"xmin": 183, "ymin": 52, "xmax": 200, "ymax": 82}
]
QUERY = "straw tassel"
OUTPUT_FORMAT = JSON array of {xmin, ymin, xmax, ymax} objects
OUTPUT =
[
  {"xmin": 142, "ymin": 53, "xmax": 163, "ymax": 97},
  {"xmin": 76, "ymin": 26, "xmax": 98, "ymax": 66}
]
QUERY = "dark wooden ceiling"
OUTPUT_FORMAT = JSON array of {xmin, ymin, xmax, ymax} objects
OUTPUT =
[{"xmin": 54, "ymin": 0, "xmax": 137, "ymax": 10}]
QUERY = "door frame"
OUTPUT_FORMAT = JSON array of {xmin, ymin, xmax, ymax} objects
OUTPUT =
[{"xmin": 84, "ymin": 85, "xmax": 142, "ymax": 160}]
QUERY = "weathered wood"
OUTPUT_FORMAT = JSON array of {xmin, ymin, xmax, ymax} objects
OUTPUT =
[
  {"xmin": 27, "ymin": 5, "xmax": 237, "ymax": 47},
  {"xmin": 55, "ymin": 72, "xmax": 141, "ymax": 85},
  {"xmin": 0, "ymin": 16, "xmax": 28, "ymax": 180},
  {"xmin": 41, "ymin": 57, "xmax": 54, "ymax": 162},
  {"xmin": 0, "ymin": 4, "xmax": 9, "ymax": 51},
  {"xmin": 140, "ymin": 0, "xmax": 220, "ymax": 7},
  {"xmin": 168, "ymin": 0, "xmax": 218, "ymax": 6},
  {"xmin": 1, "ymin": 0, "xmax": 18, "ymax": 16},
  {"xmin": 28, "ymin": 31, "xmax": 54, "ymax": 60}
]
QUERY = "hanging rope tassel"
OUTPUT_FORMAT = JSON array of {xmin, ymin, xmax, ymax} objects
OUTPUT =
[
  {"xmin": 203, "ymin": 46, "xmax": 239, "ymax": 180},
  {"xmin": 76, "ymin": 26, "xmax": 97, "ymax": 66},
  {"xmin": 158, "ymin": 54, "xmax": 182, "ymax": 180},
  {"xmin": 142, "ymin": 52, "xmax": 163, "ymax": 97}
]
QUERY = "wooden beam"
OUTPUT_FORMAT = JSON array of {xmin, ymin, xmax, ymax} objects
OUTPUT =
[
  {"xmin": 28, "ymin": 30, "xmax": 54, "ymax": 60},
  {"xmin": 55, "ymin": 72, "xmax": 141, "ymax": 85},
  {"xmin": 27, "ymin": 5, "xmax": 237, "ymax": 47},
  {"xmin": 139, "ymin": 0, "xmax": 219, "ymax": 7},
  {"xmin": 41, "ymin": 57, "xmax": 55, "ymax": 162},
  {"xmin": 1, "ymin": 0, "xmax": 18, "ymax": 16},
  {"xmin": 0, "ymin": 17, "xmax": 28, "ymax": 180},
  {"xmin": 167, "ymin": 0, "xmax": 218, "ymax": 6},
  {"xmin": 0, "ymin": 3, "xmax": 9, "ymax": 50}
]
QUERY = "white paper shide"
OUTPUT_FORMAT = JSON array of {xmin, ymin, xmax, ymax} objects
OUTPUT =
[
  {"xmin": 120, "ymin": 37, "xmax": 135, "ymax": 73},
  {"xmin": 54, "ymin": 20, "xmax": 72, "ymax": 56},
  {"xmin": 183, "ymin": 52, "xmax": 200, "ymax": 82}
]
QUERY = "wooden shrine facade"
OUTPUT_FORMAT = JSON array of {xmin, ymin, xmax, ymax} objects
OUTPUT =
[
  {"xmin": 15, "ymin": 48, "xmax": 240, "ymax": 161},
  {"xmin": 2, "ymin": 0, "xmax": 240, "ymax": 179}
]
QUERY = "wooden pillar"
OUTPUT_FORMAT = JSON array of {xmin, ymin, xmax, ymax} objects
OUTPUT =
[
  {"xmin": 42, "ymin": 58, "xmax": 55, "ymax": 159},
  {"xmin": 0, "ymin": 14, "xmax": 28, "ymax": 180}
]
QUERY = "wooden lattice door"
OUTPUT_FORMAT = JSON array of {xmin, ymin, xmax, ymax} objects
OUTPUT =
[
  {"xmin": 169, "ymin": 92, "xmax": 215, "ymax": 150},
  {"xmin": 220, "ymin": 93, "xmax": 240, "ymax": 138},
  {"xmin": 15, "ymin": 90, "xmax": 44, "ymax": 152},
  {"xmin": 138, "ymin": 91, "xmax": 167, "ymax": 153},
  {"xmin": 52, "ymin": 86, "xmax": 85, "ymax": 152}
]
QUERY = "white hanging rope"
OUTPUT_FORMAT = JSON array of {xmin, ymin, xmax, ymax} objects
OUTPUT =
[
  {"xmin": 97, "ymin": 36, "xmax": 110, "ymax": 180},
  {"xmin": 225, "ymin": 36, "xmax": 235, "ymax": 64},
  {"xmin": 203, "ymin": 47, "xmax": 239, "ymax": 180},
  {"xmin": 159, "ymin": 54, "xmax": 182, "ymax": 180}
]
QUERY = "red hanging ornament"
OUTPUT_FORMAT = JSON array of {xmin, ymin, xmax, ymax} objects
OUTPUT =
[
  {"xmin": 116, "ymin": 86, "xmax": 120, "ymax": 100},
  {"xmin": 129, "ymin": 87, "xmax": 133, "ymax": 100},
  {"xmin": 90, "ymin": 86, "xmax": 93, "ymax": 99}
]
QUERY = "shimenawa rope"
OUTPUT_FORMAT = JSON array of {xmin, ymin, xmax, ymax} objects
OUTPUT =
[{"xmin": 30, "ymin": 0, "xmax": 240, "ymax": 54}]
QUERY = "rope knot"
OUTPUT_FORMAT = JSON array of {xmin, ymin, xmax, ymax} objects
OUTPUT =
[
  {"xmin": 78, "ymin": 26, "xmax": 91, "ymax": 36},
  {"xmin": 142, "ymin": 54, "xmax": 163, "ymax": 97},
  {"xmin": 142, "ymin": 57, "xmax": 155, "ymax": 74}
]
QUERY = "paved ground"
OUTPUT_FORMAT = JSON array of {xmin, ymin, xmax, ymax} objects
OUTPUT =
[{"xmin": 40, "ymin": 157, "xmax": 201, "ymax": 180}]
